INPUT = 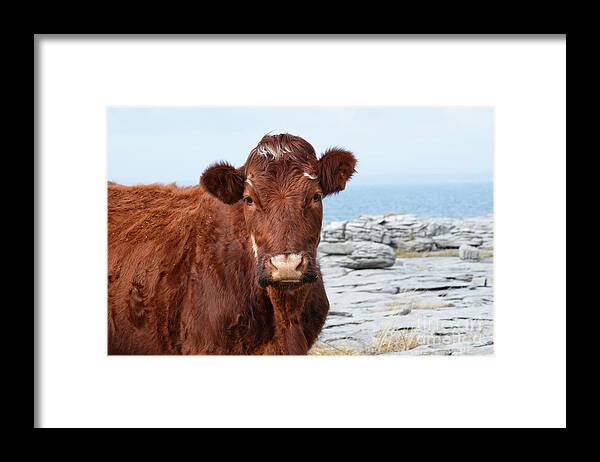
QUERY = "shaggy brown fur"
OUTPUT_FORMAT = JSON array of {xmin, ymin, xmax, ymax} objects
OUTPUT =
[{"xmin": 108, "ymin": 134, "xmax": 356, "ymax": 354}]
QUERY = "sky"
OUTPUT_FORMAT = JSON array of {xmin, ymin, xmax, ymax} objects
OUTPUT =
[{"xmin": 107, "ymin": 107, "xmax": 493, "ymax": 186}]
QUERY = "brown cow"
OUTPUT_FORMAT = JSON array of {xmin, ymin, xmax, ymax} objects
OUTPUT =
[{"xmin": 108, "ymin": 133, "xmax": 356, "ymax": 354}]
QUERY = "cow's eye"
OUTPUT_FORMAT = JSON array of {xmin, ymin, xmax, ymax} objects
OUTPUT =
[
  {"xmin": 313, "ymin": 193, "xmax": 322, "ymax": 202},
  {"xmin": 243, "ymin": 196, "xmax": 253, "ymax": 206}
]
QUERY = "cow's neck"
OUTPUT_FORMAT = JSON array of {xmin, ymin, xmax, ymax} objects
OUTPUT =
[{"xmin": 264, "ymin": 286, "xmax": 310, "ymax": 355}]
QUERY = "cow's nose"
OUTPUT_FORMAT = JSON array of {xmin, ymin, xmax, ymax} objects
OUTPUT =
[{"xmin": 269, "ymin": 253, "xmax": 303, "ymax": 282}]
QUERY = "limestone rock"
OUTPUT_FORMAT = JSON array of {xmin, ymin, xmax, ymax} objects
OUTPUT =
[
  {"xmin": 318, "ymin": 242, "xmax": 355, "ymax": 255},
  {"xmin": 393, "ymin": 237, "xmax": 436, "ymax": 252},
  {"xmin": 321, "ymin": 221, "xmax": 347, "ymax": 242},
  {"xmin": 316, "ymin": 254, "xmax": 494, "ymax": 356},
  {"xmin": 320, "ymin": 213, "xmax": 493, "ymax": 254},
  {"xmin": 320, "ymin": 241, "xmax": 396, "ymax": 269},
  {"xmin": 459, "ymin": 245, "xmax": 481, "ymax": 261}
]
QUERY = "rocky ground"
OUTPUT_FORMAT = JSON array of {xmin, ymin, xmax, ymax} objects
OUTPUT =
[{"xmin": 312, "ymin": 213, "xmax": 494, "ymax": 355}]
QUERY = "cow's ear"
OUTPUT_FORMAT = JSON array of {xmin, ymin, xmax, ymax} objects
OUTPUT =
[
  {"xmin": 318, "ymin": 148, "xmax": 357, "ymax": 196},
  {"xmin": 200, "ymin": 162, "xmax": 245, "ymax": 204}
]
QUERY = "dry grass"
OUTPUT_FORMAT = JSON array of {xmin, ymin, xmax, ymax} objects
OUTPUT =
[
  {"xmin": 309, "ymin": 328, "xmax": 421, "ymax": 355},
  {"xmin": 395, "ymin": 249, "xmax": 459, "ymax": 258},
  {"xmin": 308, "ymin": 343, "xmax": 363, "ymax": 355},
  {"xmin": 395, "ymin": 248, "xmax": 494, "ymax": 258},
  {"xmin": 368, "ymin": 328, "xmax": 421, "ymax": 354}
]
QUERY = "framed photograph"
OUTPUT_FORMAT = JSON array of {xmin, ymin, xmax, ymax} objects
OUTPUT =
[
  {"xmin": 35, "ymin": 35, "xmax": 566, "ymax": 428},
  {"xmin": 107, "ymin": 107, "xmax": 494, "ymax": 356}
]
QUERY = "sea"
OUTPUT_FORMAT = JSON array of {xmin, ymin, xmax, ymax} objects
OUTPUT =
[{"xmin": 322, "ymin": 182, "xmax": 493, "ymax": 224}]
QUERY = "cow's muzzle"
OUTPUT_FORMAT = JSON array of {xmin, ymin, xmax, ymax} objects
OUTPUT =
[
  {"xmin": 258, "ymin": 252, "xmax": 318, "ymax": 289},
  {"xmin": 269, "ymin": 253, "xmax": 305, "ymax": 281}
]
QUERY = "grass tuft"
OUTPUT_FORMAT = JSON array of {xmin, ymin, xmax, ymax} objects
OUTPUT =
[
  {"xmin": 368, "ymin": 328, "xmax": 420, "ymax": 354},
  {"xmin": 309, "ymin": 328, "xmax": 421, "ymax": 355},
  {"xmin": 308, "ymin": 344, "xmax": 363, "ymax": 355}
]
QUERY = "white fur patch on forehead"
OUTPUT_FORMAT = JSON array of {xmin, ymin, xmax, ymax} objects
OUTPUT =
[
  {"xmin": 245, "ymin": 178, "xmax": 254, "ymax": 187},
  {"xmin": 257, "ymin": 144, "xmax": 292, "ymax": 159},
  {"xmin": 249, "ymin": 134, "xmax": 318, "ymax": 165},
  {"xmin": 303, "ymin": 172, "xmax": 317, "ymax": 180}
]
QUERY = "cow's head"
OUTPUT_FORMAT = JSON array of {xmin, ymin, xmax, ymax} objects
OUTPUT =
[{"xmin": 201, "ymin": 133, "xmax": 356, "ymax": 292}]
